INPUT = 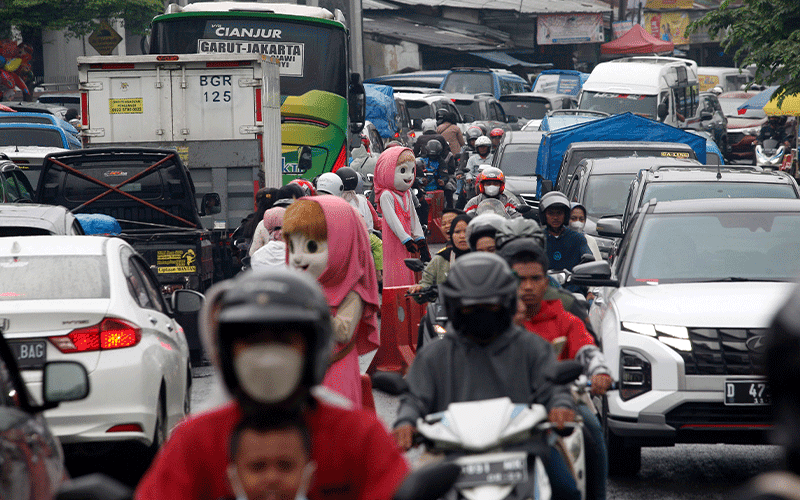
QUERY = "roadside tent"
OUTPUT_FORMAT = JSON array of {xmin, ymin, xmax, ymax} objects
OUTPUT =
[
  {"xmin": 536, "ymin": 112, "xmax": 707, "ymax": 192},
  {"xmin": 600, "ymin": 24, "xmax": 674, "ymax": 55}
]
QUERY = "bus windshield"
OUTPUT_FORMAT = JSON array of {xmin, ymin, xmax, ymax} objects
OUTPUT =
[
  {"xmin": 149, "ymin": 16, "xmax": 348, "ymax": 98},
  {"xmin": 579, "ymin": 91, "xmax": 657, "ymax": 119}
]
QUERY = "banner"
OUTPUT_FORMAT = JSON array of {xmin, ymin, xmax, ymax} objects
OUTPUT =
[
  {"xmin": 645, "ymin": 0, "xmax": 693, "ymax": 8},
  {"xmin": 537, "ymin": 14, "xmax": 604, "ymax": 45},
  {"xmin": 645, "ymin": 12, "xmax": 691, "ymax": 45}
]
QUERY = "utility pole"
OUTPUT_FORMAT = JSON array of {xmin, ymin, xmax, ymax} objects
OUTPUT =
[{"xmin": 619, "ymin": 0, "xmax": 626, "ymax": 23}]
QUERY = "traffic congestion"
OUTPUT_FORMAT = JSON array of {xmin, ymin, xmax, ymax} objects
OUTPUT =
[{"xmin": 0, "ymin": 1, "xmax": 799, "ymax": 499}]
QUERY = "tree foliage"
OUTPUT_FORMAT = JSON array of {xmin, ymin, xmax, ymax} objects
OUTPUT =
[
  {"xmin": 690, "ymin": 0, "xmax": 800, "ymax": 102},
  {"xmin": 0, "ymin": 0, "xmax": 163, "ymax": 37}
]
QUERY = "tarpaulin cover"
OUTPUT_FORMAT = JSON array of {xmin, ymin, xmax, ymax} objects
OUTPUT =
[
  {"xmin": 600, "ymin": 24, "xmax": 674, "ymax": 55},
  {"xmin": 536, "ymin": 112, "xmax": 707, "ymax": 191},
  {"xmin": 365, "ymin": 83, "xmax": 398, "ymax": 139},
  {"xmin": 75, "ymin": 213, "xmax": 121, "ymax": 235}
]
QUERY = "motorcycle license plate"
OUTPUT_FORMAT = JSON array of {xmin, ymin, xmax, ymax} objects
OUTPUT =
[
  {"xmin": 455, "ymin": 451, "xmax": 528, "ymax": 488},
  {"xmin": 724, "ymin": 380, "xmax": 770, "ymax": 406}
]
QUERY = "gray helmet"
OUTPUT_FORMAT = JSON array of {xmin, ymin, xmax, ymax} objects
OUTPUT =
[
  {"xmin": 466, "ymin": 213, "xmax": 506, "ymax": 251},
  {"xmin": 495, "ymin": 218, "xmax": 547, "ymax": 254},
  {"xmin": 538, "ymin": 191, "xmax": 571, "ymax": 227},
  {"xmin": 201, "ymin": 268, "xmax": 334, "ymax": 402},
  {"xmin": 426, "ymin": 139, "xmax": 443, "ymax": 158},
  {"xmin": 336, "ymin": 166, "xmax": 359, "ymax": 191},
  {"xmin": 465, "ymin": 126, "xmax": 483, "ymax": 142},
  {"xmin": 421, "ymin": 118, "xmax": 437, "ymax": 133},
  {"xmin": 440, "ymin": 252, "xmax": 518, "ymax": 318}
]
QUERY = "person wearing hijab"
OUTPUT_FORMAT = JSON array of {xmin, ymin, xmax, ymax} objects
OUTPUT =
[
  {"xmin": 407, "ymin": 213, "xmax": 472, "ymax": 293},
  {"xmin": 374, "ymin": 147, "xmax": 427, "ymax": 287},
  {"xmin": 282, "ymin": 196, "xmax": 379, "ymax": 408},
  {"xmin": 250, "ymin": 207, "xmax": 287, "ymax": 271}
]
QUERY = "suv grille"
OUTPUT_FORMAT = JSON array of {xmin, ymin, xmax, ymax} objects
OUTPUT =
[
  {"xmin": 671, "ymin": 328, "xmax": 767, "ymax": 375},
  {"xmin": 665, "ymin": 402, "xmax": 772, "ymax": 429}
]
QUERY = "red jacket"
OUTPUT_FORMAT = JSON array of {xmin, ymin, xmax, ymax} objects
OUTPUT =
[
  {"xmin": 135, "ymin": 399, "xmax": 409, "ymax": 500},
  {"xmin": 523, "ymin": 299, "xmax": 596, "ymax": 360}
]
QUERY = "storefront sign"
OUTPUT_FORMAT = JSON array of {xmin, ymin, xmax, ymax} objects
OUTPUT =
[
  {"xmin": 645, "ymin": 12, "xmax": 691, "ymax": 45},
  {"xmin": 645, "ymin": 0, "xmax": 693, "ymax": 8},
  {"xmin": 537, "ymin": 14, "xmax": 604, "ymax": 45}
]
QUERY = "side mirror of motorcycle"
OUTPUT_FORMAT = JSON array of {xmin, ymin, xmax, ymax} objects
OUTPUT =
[
  {"xmin": 393, "ymin": 463, "xmax": 461, "ymax": 500},
  {"xmin": 404, "ymin": 258, "xmax": 425, "ymax": 272},
  {"xmin": 516, "ymin": 204, "xmax": 532, "ymax": 214},
  {"xmin": 548, "ymin": 360, "xmax": 583, "ymax": 385}
]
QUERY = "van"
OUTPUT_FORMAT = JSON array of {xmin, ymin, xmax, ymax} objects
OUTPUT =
[
  {"xmin": 440, "ymin": 68, "xmax": 529, "ymax": 100},
  {"xmin": 577, "ymin": 56, "xmax": 699, "ymax": 128},
  {"xmin": 697, "ymin": 66, "xmax": 752, "ymax": 93}
]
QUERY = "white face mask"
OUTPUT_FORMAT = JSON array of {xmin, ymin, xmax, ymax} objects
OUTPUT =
[
  {"xmin": 227, "ymin": 462, "xmax": 315, "ymax": 500},
  {"xmin": 570, "ymin": 220, "xmax": 585, "ymax": 232},
  {"xmin": 233, "ymin": 344, "xmax": 304, "ymax": 403},
  {"xmin": 484, "ymin": 185, "xmax": 500, "ymax": 197},
  {"xmin": 287, "ymin": 234, "xmax": 329, "ymax": 279},
  {"xmin": 394, "ymin": 161, "xmax": 415, "ymax": 191}
]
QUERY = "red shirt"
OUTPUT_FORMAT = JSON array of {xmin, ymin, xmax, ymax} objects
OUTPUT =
[
  {"xmin": 523, "ymin": 299, "xmax": 596, "ymax": 360},
  {"xmin": 135, "ymin": 398, "xmax": 409, "ymax": 500}
]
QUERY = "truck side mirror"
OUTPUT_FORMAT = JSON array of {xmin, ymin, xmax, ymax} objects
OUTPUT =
[
  {"xmin": 297, "ymin": 146, "xmax": 313, "ymax": 173},
  {"xmin": 657, "ymin": 102, "xmax": 669, "ymax": 121},
  {"xmin": 349, "ymin": 73, "xmax": 366, "ymax": 133},
  {"xmin": 541, "ymin": 179, "xmax": 553, "ymax": 194},
  {"xmin": 200, "ymin": 193, "xmax": 221, "ymax": 215}
]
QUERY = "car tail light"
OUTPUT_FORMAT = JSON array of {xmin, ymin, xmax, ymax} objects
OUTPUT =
[
  {"xmin": 107, "ymin": 424, "xmax": 143, "ymax": 433},
  {"xmin": 50, "ymin": 318, "xmax": 142, "ymax": 353}
]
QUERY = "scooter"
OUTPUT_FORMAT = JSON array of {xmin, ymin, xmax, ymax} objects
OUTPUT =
[
  {"xmin": 755, "ymin": 138, "xmax": 787, "ymax": 170},
  {"xmin": 414, "ymin": 361, "xmax": 587, "ymax": 500}
]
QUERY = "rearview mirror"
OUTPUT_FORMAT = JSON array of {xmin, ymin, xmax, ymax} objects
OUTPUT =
[
  {"xmin": 297, "ymin": 145, "xmax": 313, "ymax": 173},
  {"xmin": 540, "ymin": 179, "xmax": 553, "ymax": 195},
  {"xmin": 570, "ymin": 260, "xmax": 619, "ymax": 287},
  {"xmin": 657, "ymin": 102, "xmax": 669, "ymax": 121},
  {"xmin": 348, "ymin": 73, "xmax": 366, "ymax": 133},
  {"xmin": 596, "ymin": 217, "xmax": 622, "ymax": 238},
  {"xmin": 172, "ymin": 289, "xmax": 205, "ymax": 314},
  {"xmin": 404, "ymin": 258, "xmax": 426, "ymax": 273},
  {"xmin": 43, "ymin": 362, "xmax": 89, "ymax": 404}
]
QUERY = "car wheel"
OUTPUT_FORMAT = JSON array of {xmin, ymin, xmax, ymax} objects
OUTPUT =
[{"xmin": 602, "ymin": 396, "xmax": 641, "ymax": 477}]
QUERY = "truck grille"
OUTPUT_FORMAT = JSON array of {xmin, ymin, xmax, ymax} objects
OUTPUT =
[
  {"xmin": 672, "ymin": 327, "xmax": 767, "ymax": 375},
  {"xmin": 665, "ymin": 402, "xmax": 773, "ymax": 429}
]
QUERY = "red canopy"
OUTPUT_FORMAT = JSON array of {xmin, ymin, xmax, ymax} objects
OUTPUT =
[{"xmin": 601, "ymin": 24, "xmax": 674, "ymax": 55}]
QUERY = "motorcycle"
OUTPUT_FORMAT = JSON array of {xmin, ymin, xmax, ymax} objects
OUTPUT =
[
  {"xmin": 414, "ymin": 361, "xmax": 587, "ymax": 500},
  {"xmin": 755, "ymin": 138, "xmax": 787, "ymax": 170}
]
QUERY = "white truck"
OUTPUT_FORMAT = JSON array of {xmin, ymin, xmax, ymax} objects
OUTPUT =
[{"xmin": 77, "ymin": 53, "xmax": 282, "ymax": 231}]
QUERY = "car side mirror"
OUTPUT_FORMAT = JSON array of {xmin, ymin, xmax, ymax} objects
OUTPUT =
[
  {"xmin": 657, "ymin": 102, "xmax": 669, "ymax": 121},
  {"xmin": 540, "ymin": 179, "xmax": 553, "ymax": 195},
  {"xmin": 297, "ymin": 145, "xmax": 313, "ymax": 173},
  {"xmin": 569, "ymin": 261, "xmax": 619, "ymax": 287},
  {"xmin": 43, "ymin": 361, "xmax": 89, "ymax": 405},
  {"xmin": 171, "ymin": 289, "xmax": 205, "ymax": 315},
  {"xmin": 507, "ymin": 115, "xmax": 519, "ymax": 123},
  {"xmin": 596, "ymin": 217, "xmax": 623, "ymax": 238},
  {"xmin": 200, "ymin": 193, "xmax": 221, "ymax": 215}
]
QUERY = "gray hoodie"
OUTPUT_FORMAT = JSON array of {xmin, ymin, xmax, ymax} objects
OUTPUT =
[{"xmin": 394, "ymin": 323, "xmax": 575, "ymax": 427}]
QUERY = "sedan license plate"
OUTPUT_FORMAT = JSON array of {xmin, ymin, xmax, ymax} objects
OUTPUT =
[
  {"xmin": 9, "ymin": 340, "xmax": 47, "ymax": 369},
  {"xmin": 455, "ymin": 452, "xmax": 528, "ymax": 488},
  {"xmin": 725, "ymin": 380, "xmax": 770, "ymax": 406}
]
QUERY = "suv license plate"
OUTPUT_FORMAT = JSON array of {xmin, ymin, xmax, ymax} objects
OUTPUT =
[
  {"xmin": 9, "ymin": 340, "xmax": 47, "ymax": 369},
  {"xmin": 455, "ymin": 452, "xmax": 528, "ymax": 488},
  {"xmin": 725, "ymin": 380, "xmax": 770, "ymax": 406}
]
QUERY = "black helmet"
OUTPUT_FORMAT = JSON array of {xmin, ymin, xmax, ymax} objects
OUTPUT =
[
  {"xmin": 426, "ymin": 139, "xmax": 443, "ymax": 159},
  {"xmin": 435, "ymin": 108, "xmax": 449, "ymax": 125},
  {"xmin": 465, "ymin": 126, "xmax": 483, "ymax": 142},
  {"xmin": 274, "ymin": 183, "xmax": 306, "ymax": 207},
  {"xmin": 538, "ymin": 191, "xmax": 571, "ymax": 227},
  {"xmin": 439, "ymin": 252, "xmax": 518, "ymax": 330},
  {"xmin": 200, "ymin": 268, "xmax": 334, "ymax": 401},
  {"xmin": 336, "ymin": 166, "xmax": 359, "ymax": 191}
]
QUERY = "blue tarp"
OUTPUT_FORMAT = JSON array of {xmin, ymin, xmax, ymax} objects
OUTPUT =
[
  {"xmin": 75, "ymin": 213, "xmax": 121, "ymax": 235},
  {"xmin": 536, "ymin": 112, "xmax": 708, "ymax": 192},
  {"xmin": 365, "ymin": 83, "xmax": 397, "ymax": 139}
]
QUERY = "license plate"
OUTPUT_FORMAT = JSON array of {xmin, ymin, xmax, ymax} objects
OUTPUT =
[
  {"xmin": 455, "ymin": 452, "xmax": 528, "ymax": 488},
  {"xmin": 9, "ymin": 340, "xmax": 47, "ymax": 369},
  {"xmin": 725, "ymin": 380, "xmax": 770, "ymax": 406}
]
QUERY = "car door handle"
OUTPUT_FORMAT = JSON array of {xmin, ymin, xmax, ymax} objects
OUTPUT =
[{"xmin": 149, "ymin": 317, "xmax": 158, "ymax": 325}]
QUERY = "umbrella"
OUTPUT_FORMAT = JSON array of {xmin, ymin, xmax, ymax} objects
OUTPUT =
[
  {"xmin": 763, "ymin": 93, "xmax": 800, "ymax": 116},
  {"xmin": 736, "ymin": 86, "xmax": 778, "ymax": 114}
]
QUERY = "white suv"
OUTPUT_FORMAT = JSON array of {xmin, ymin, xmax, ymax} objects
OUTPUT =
[{"xmin": 574, "ymin": 198, "xmax": 800, "ymax": 475}]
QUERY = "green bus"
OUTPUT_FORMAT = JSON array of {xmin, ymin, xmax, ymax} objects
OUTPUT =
[{"xmin": 148, "ymin": 2, "xmax": 365, "ymax": 184}]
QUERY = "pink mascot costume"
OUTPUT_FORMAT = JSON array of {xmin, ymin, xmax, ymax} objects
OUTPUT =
[
  {"xmin": 282, "ymin": 195, "xmax": 379, "ymax": 408},
  {"xmin": 374, "ymin": 147, "xmax": 425, "ymax": 287}
]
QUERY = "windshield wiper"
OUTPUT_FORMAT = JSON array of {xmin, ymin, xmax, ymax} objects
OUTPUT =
[{"xmin": 693, "ymin": 277, "xmax": 787, "ymax": 283}]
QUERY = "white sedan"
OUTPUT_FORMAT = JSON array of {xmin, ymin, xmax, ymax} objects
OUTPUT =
[{"xmin": 0, "ymin": 235, "xmax": 195, "ymax": 460}]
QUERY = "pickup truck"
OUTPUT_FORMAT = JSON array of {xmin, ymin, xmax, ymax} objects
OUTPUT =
[{"xmin": 35, "ymin": 148, "xmax": 220, "ymax": 294}]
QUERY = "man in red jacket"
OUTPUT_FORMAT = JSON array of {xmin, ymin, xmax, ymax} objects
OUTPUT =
[{"xmin": 135, "ymin": 269, "xmax": 408, "ymax": 500}]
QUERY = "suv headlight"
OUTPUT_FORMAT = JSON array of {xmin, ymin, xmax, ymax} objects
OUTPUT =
[
  {"xmin": 622, "ymin": 321, "xmax": 691, "ymax": 352},
  {"xmin": 619, "ymin": 349, "xmax": 651, "ymax": 401}
]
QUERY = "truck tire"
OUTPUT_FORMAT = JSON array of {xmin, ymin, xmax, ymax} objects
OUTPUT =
[{"xmin": 602, "ymin": 396, "xmax": 641, "ymax": 477}]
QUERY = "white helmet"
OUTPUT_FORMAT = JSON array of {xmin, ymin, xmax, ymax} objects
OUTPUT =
[
  {"xmin": 475, "ymin": 136, "xmax": 492, "ymax": 148},
  {"xmin": 316, "ymin": 172, "xmax": 344, "ymax": 196},
  {"xmin": 421, "ymin": 118, "xmax": 437, "ymax": 133}
]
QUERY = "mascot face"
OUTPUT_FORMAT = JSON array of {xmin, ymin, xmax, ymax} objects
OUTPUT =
[
  {"xmin": 287, "ymin": 233, "xmax": 329, "ymax": 279},
  {"xmin": 393, "ymin": 150, "xmax": 416, "ymax": 192}
]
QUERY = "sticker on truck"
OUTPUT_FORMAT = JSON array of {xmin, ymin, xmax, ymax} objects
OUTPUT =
[
  {"xmin": 109, "ymin": 98, "xmax": 144, "ymax": 114},
  {"xmin": 157, "ymin": 249, "xmax": 197, "ymax": 274},
  {"xmin": 197, "ymin": 40, "xmax": 303, "ymax": 77},
  {"xmin": 660, "ymin": 151, "xmax": 691, "ymax": 158}
]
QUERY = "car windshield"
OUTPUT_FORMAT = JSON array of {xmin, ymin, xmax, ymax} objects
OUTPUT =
[
  {"xmin": 718, "ymin": 98, "xmax": 766, "ymax": 119},
  {"xmin": 441, "ymin": 73, "xmax": 493, "ymax": 95},
  {"xmin": 0, "ymin": 255, "xmax": 109, "ymax": 300},
  {"xmin": 628, "ymin": 212, "xmax": 800, "ymax": 285},
  {"xmin": 500, "ymin": 99, "xmax": 551, "ymax": 120},
  {"xmin": 579, "ymin": 91, "xmax": 657, "ymax": 119},
  {"xmin": 642, "ymin": 182, "xmax": 797, "ymax": 206},
  {"xmin": 583, "ymin": 174, "xmax": 635, "ymax": 219},
  {"xmin": 497, "ymin": 144, "xmax": 540, "ymax": 176}
]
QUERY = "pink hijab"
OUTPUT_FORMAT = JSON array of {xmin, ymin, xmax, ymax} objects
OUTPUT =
[
  {"xmin": 263, "ymin": 206, "xmax": 285, "ymax": 242},
  {"xmin": 374, "ymin": 147, "xmax": 414, "ymax": 233},
  {"xmin": 307, "ymin": 195, "xmax": 380, "ymax": 354}
]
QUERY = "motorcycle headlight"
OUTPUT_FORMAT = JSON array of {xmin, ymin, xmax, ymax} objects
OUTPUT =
[{"xmin": 621, "ymin": 321, "xmax": 691, "ymax": 351}]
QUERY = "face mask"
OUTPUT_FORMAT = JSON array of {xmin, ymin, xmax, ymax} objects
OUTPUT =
[
  {"xmin": 570, "ymin": 221, "xmax": 585, "ymax": 232},
  {"xmin": 484, "ymin": 185, "xmax": 500, "ymax": 197},
  {"xmin": 394, "ymin": 161, "xmax": 415, "ymax": 191},
  {"xmin": 288, "ymin": 234, "xmax": 328, "ymax": 279},
  {"xmin": 233, "ymin": 344, "xmax": 304, "ymax": 403}
]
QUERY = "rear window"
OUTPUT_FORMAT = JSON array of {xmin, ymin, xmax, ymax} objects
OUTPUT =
[
  {"xmin": 500, "ymin": 99, "xmax": 551, "ymax": 120},
  {"xmin": 406, "ymin": 101, "xmax": 433, "ymax": 122},
  {"xmin": 452, "ymin": 100, "xmax": 482, "ymax": 121},
  {"xmin": 442, "ymin": 72, "xmax": 493, "ymax": 95},
  {"xmin": 0, "ymin": 255, "xmax": 109, "ymax": 300},
  {"xmin": 0, "ymin": 116, "xmax": 52, "ymax": 125},
  {"xmin": 0, "ymin": 128, "xmax": 64, "ymax": 148},
  {"xmin": 642, "ymin": 182, "xmax": 798, "ymax": 206},
  {"xmin": 62, "ymin": 164, "xmax": 172, "ymax": 202},
  {"xmin": 566, "ymin": 148, "xmax": 696, "ymax": 182},
  {"xmin": 497, "ymin": 144, "xmax": 540, "ymax": 176}
]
